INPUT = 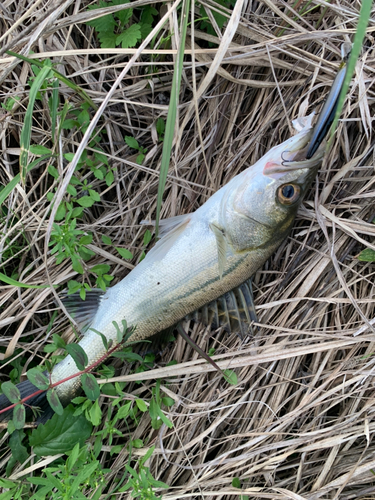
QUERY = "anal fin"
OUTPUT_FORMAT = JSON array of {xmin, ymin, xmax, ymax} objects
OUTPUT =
[{"xmin": 187, "ymin": 278, "xmax": 258, "ymax": 338}]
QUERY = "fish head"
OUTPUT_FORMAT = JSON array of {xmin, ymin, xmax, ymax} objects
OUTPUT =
[{"xmin": 221, "ymin": 115, "xmax": 324, "ymax": 253}]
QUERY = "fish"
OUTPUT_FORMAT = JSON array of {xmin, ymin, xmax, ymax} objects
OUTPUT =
[{"xmin": 0, "ymin": 62, "xmax": 347, "ymax": 425}]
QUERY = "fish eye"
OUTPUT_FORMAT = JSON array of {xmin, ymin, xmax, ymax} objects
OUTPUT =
[{"xmin": 277, "ymin": 183, "xmax": 301, "ymax": 205}]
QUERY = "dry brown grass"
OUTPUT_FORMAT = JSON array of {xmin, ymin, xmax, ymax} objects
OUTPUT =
[{"xmin": 1, "ymin": 0, "xmax": 375, "ymax": 498}]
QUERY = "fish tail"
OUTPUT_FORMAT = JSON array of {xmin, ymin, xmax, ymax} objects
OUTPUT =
[{"xmin": 0, "ymin": 378, "xmax": 54, "ymax": 425}]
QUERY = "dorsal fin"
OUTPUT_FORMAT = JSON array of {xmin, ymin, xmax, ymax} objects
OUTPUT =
[
  {"xmin": 187, "ymin": 279, "xmax": 257, "ymax": 338},
  {"xmin": 61, "ymin": 289, "xmax": 105, "ymax": 332}
]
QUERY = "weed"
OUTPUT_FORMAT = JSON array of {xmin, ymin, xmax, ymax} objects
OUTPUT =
[
  {"xmin": 125, "ymin": 135, "xmax": 148, "ymax": 165},
  {"xmin": 119, "ymin": 446, "xmax": 169, "ymax": 499},
  {"xmin": 86, "ymin": 0, "xmax": 158, "ymax": 49}
]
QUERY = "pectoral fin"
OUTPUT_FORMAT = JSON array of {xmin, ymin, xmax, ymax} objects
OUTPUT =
[
  {"xmin": 145, "ymin": 215, "xmax": 191, "ymax": 262},
  {"xmin": 187, "ymin": 278, "xmax": 258, "ymax": 338},
  {"xmin": 209, "ymin": 223, "xmax": 228, "ymax": 279}
]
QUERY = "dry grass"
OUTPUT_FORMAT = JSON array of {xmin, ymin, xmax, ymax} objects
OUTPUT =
[{"xmin": 1, "ymin": 0, "xmax": 375, "ymax": 498}]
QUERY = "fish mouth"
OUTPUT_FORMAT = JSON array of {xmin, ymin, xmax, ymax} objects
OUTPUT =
[{"xmin": 263, "ymin": 144, "xmax": 323, "ymax": 178}]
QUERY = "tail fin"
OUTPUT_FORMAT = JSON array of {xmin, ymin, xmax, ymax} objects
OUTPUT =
[{"xmin": 0, "ymin": 379, "xmax": 54, "ymax": 425}]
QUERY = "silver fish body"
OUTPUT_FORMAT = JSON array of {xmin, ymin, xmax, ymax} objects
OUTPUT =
[{"xmin": 52, "ymin": 114, "xmax": 323, "ymax": 402}]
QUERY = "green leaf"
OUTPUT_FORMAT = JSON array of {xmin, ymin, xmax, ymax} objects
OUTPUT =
[
  {"xmin": 140, "ymin": 445, "xmax": 155, "ymax": 464},
  {"xmin": 148, "ymin": 399, "xmax": 158, "ymax": 420},
  {"xmin": 77, "ymin": 109, "xmax": 90, "ymax": 127},
  {"xmin": 30, "ymin": 145, "xmax": 52, "ymax": 155},
  {"xmin": 117, "ymin": 402, "xmax": 131, "ymax": 419},
  {"xmin": 79, "ymin": 234, "xmax": 93, "ymax": 245},
  {"xmin": 139, "ymin": 22, "xmax": 152, "ymax": 38},
  {"xmin": 105, "ymin": 169, "xmax": 114, "ymax": 186},
  {"xmin": 116, "ymin": 247, "xmax": 133, "ymax": 259},
  {"xmin": 1, "ymin": 381, "xmax": 21, "ymax": 403},
  {"xmin": 116, "ymin": 3, "xmax": 132, "ymax": 25},
  {"xmin": 131, "ymin": 439, "xmax": 143, "ymax": 448},
  {"xmin": 62, "ymin": 118, "xmax": 79, "ymax": 129},
  {"xmin": 232, "ymin": 477, "xmax": 241, "ymax": 488},
  {"xmin": 27, "ymin": 368, "xmax": 49, "ymax": 391},
  {"xmin": 9, "ymin": 429, "xmax": 28, "ymax": 465},
  {"xmin": 135, "ymin": 399, "xmax": 147, "ymax": 412},
  {"xmin": 63, "ymin": 152, "xmax": 75, "ymax": 162},
  {"xmin": 124, "ymin": 135, "xmax": 139, "ymax": 149},
  {"xmin": 156, "ymin": 117, "xmax": 165, "ymax": 139},
  {"xmin": 55, "ymin": 203, "xmax": 66, "ymax": 221},
  {"xmin": 30, "ymin": 405, "xmax": 93, "ymax": 456},
  {"xmin": 77, "ymin": 195, "xmax": 95, "ymax": 207},
  {"xmin": 66, "ymin": 343, "xmax": 88, "ymax": 370},
  {"xmin": 358, "ymin": 248, "xmax": 375, "ymax": 262},
  {"xmin": 71, "ymin": 254, "xmax": 84, "ymax": 274},
  {"xmin": 0, "ymin": 479, "xmax": 17, "ymax": 489},
  {"xmin": 157, "ymin": 405, "xmax": 173, "ymax": 428},
  {"xmin": 116, "ymin": 24, "xmax": 142, "ymax": 48},
  {"xmin": 88, "ymin": 399, "xmax": 102, "ymax": 425},
  {"xmin": 141, "ymin": 5, "xmax": 158, "ymax": 25},
  {"xmin": 223, "ymin": 369, "xmax": 238, "ymax": 385},
  {"xmin": 136, "ymin": 153, "xmax": 145, "ymax": 164},
  {"xmin": 44, "ymin": 470, "xmax": 64, "ymax": 493},
  {"xmin": 66, "ymin": 184, "xmax": 77, "ymax": 196},
  {"xmin": 91, "ymin": 328, "xmax": 109, "ymax": 350},
  {"xmin": 87, "ymin": 10, "xmax": 116, "ymax": 33},
  {"xmin": 162, "ymin": 396, "xmax": 174, "ymax": 407},
  {"xmin": 89, "ymin": 189, "xmax": 101, "ymax": 202},
  {"xmin": 82, "ymin": 373, "xmax": 100, "ymax": 401},
  {"xmin": 72, "ymin": 460, "xmax": 100, "ymax": 493},
  {"xmin": 93, "ymin": 149, "xmax": 108, "ymax": 164},
  {"xmin": 101, "ymin": 234, "xmax": 112, "ymax": 245},
  {"xmin": 53, "ymin": 333, "xmax": 66, "ymax": 349},
  {"xmin": 112, "ymin": 351, "xmax": 143, "ymax": 362},
  {"xmin": 93, "ymin": 167, "xmax": 104, "ymax": 180},
  {"xmin": 91, "ymin": 264, "xmax": 110, "ymax": 275},
  {"xmin": 13, "ymin": 404, "xmax": 25, "ymax": 430},
  {"xmin": 98, "ymin": 31, "xmax": 118, "ymax": 49},
  {"xmin": 47, "ymin": 389, "xmax": 64, "ymax": 415},
  {"xmin": 143, "ymin": 229, "xmax": 152, "ymax": 245},
  {"xmin": 72, "ymin": 207, "xmax": 84, "ymax": 218}
]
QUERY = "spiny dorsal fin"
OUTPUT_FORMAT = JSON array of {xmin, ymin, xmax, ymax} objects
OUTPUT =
[
  {"xmin": 61, "ymin": 289, "xmax": 105, "ymax": 332},
  {"xmin": 187, "ymin": 279, "xmax": 257, "ymax": 338},
  {"xmin": 209, "ymin": 222, "xmax": 228, "ymax": 279}
]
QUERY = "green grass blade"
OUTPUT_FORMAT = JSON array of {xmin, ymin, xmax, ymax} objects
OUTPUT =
[
  {"xmin": 6, "ymin": 51, "xmax": 97, "ymax": 110},
  {"xmin": 0, "ymin": 272, "xmax": 53, "ymax": 289},
  {"xmin": 50, "ymin": 78, "xmax": 59, "ymax": 142},
  {"xmin": 330, "ymin": 0, "xmax": 373, "ymax": 140},
  {"xmin": 154, "ymin": 0, "xmax": 190, "ymax": 238},
  {"xmin": 19, "ymin": 64, "xmax": 52, "ymax": 185},
  {"xmin": 0, "ymin": 157, "xmax": 49, "ymax": 205}
]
